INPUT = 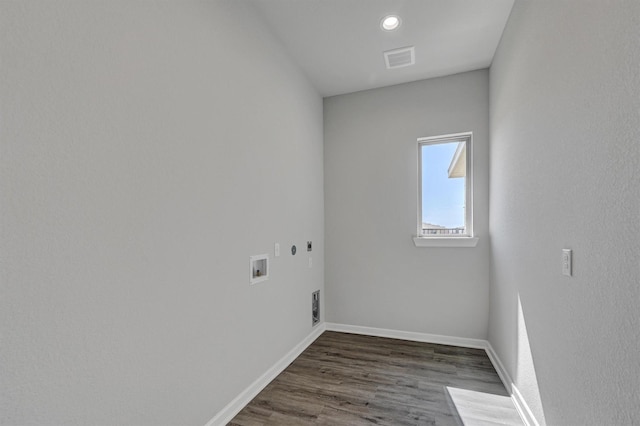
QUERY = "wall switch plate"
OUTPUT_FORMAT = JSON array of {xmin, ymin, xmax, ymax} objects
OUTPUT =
[
  {"xmin": 562, "ymin": 249, "xmax": 572, "ymax": 276},
  {"xmin": 308, "ymin": 257, "xmax": 312, "ymax": 268},
  {"xmin": 274, "ymin": 243, "xmax": 280, "ymax": 257}
]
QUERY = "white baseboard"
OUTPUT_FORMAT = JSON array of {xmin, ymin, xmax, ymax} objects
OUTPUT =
[
  {"xmin": 206, "ymin": 322, "xmax": 539, "ymax": 426},
  {"xmin": 511, "ymin": 383, "xmax": 540, "ymax": 426},
  {"xmin": 485, "ymin": 341, "xmax": 539, "ymax": 426},
  {"xmin": 205, "ymin": 323, "xmax": 326, "ymax": 426},
  {"xmin": 484, "ymin": 341, "xmax": 513, "ymax": 394},
  {"xmin": 330, "ymin": 323, "xmax": 539, "ymax": 426},
  {"xmin": 325, "ymin": 322, "xmax": 488, "ymax": 349}
]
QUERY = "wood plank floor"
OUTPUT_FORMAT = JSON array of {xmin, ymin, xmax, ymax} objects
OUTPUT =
[{"xmin": 229, "ymin": 331, "xmax": 519, "ymax": 426}]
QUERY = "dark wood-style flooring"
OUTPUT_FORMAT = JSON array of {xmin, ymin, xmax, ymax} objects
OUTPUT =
[{"xmin": 229, "ymin": 331, "xmax": 520, "ymax": 426}]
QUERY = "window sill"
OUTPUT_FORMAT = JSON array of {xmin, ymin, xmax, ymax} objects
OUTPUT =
[{"xmin": 413, "ymin": 236, "xmax": 479, "ymax": 248}]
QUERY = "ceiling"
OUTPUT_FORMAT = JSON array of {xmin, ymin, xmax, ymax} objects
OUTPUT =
[{"xmin": 249, "ymin": 0, "xmax": 514, "ymax": 97}]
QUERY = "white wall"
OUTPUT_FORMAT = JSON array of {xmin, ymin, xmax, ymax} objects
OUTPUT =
[
  {"xmin": 0, "ymin": 1, "xmax": 324, "ymax": 424},
  {"xmin": 324, "ymin": 70, "xmax": 490, "ymax": 339},
  {"xmin": 489, "ymin": 1, "xmax": 640, "ymax": 425}
]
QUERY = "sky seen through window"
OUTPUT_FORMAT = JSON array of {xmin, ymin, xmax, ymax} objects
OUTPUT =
[{"xmin": 421, "ymin": 142, "xmax": 465, "ymax": 229}]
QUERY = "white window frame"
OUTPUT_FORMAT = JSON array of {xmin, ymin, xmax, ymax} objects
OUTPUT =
[{"xmin": 414, "ymin": 132, "xmax": 478, "ymax": 248}]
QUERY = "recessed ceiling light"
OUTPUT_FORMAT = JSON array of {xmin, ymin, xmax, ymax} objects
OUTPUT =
[{"xmin": 381, "ymin": 15, "xmax": 401, "ymax": 31}]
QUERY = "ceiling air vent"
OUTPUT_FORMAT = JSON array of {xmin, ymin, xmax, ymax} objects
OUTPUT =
[{"xmin": 384, "ymin": 46, "xmax": 415, "ymax": 69}]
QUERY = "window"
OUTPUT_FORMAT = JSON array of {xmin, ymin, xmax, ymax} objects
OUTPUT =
[{"xmin": 414, "ymin": 132, "xmax": 478, "ymax": 247}]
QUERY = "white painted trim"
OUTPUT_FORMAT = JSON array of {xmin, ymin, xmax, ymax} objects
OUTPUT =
[
  {"xmin": 484, "ymin": 341, "xmax": 513, "ymax": 394},
  {"xmin": 205, "ymin": 323, "xmax": 326, "ymax": 426},
  {"xmin": 206, "ymin": 323, "xmax": 539, "ymax": 426},
  {"xmin": 413, "ymin": 236, "xmax": 479, "ymax": 247},
  {"xmin": 485, "ymin": 341, "xmax": 540, "ymax": 426},
  {"xmin": 512, "ymin": 384, "xmax": 540, "ymax": 426},
  {"xmin": 325, "ymin": 322, "xmax": 487, "ymax": 349},
  {"xmin": 417, "ymin": 132, "xmax": 474, "ymax": 240},
  {"xmin": 330, "ymin": 324, "xmax": 539, "ymax": 426}
]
